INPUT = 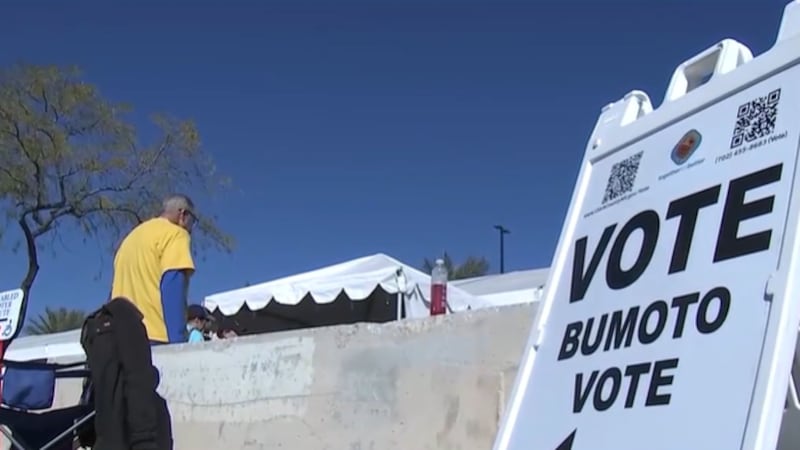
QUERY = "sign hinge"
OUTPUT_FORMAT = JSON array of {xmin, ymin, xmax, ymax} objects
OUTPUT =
[
  {"xmin": 533, "ymin": 326, "xmax": 546, "ymax": 350},
  {"xmin": 764, "ymin": 273, "xmax": 778, "ymax": 302}
]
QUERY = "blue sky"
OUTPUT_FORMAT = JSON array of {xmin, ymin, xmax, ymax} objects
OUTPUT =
[{"xmin": 0, "ymin": 0, "xmax": 786, "ymax": 320}]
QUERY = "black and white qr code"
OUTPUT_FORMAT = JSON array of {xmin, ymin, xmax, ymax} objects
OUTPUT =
[
  {"xmin": 602, "ymin": 151, "xmax": 643, "ymax": 205},
  {"xmin": 730, "ymin": 88, "xmax": 781, "ymax": 149}
]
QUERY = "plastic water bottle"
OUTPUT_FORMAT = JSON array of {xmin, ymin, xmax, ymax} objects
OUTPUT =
[{"xmin": 430, "ymin": 258, "xmax": 448, "ymax": 316}]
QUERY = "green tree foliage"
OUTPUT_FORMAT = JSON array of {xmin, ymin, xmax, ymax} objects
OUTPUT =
[
  {"xmin": 25, "ymin": 306, "xmax": 86, "ymax": 335},
  {"xmin": 0, "ymin": 63, "xmax": 234, "ymax": 310},
  {"xmin": 422, "ymin": 252, "xmax": 490, "ymax": 280}
]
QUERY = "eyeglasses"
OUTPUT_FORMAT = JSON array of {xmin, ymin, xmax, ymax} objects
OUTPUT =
[
  {"xmin": 179, "ymin": 208, "xmax": 197, "ymax": 231},
  {"xmin": 180, "ymin": 208, "xmax": 196, "ymax": 221}
]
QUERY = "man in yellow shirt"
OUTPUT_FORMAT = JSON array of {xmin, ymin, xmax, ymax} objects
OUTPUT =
[{"xmin": 111, "ymin": 194, "xmax": 197, "ymax": 343}]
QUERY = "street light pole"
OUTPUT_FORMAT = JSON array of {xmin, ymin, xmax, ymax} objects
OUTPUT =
[{"xmin": 494, "ymin": 225, "xmax": 510, "ymax": 274}]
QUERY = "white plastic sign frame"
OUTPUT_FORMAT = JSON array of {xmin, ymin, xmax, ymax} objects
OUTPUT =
[
  {"xmin": 494, "ymin": 2, "xmax": 800, "ymax": 450},
  {"xmin": 0, "ymin": 289, "xmax": 24, "ymax": 343}
]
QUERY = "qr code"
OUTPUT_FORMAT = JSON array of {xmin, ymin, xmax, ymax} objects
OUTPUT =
[
  {"xmin": 730, "ymin": 88, "xmax": 781, "ymax": 149},
  {"xmin": 602, "ymin": 151, "xmax": 643, "ymax": 204}
]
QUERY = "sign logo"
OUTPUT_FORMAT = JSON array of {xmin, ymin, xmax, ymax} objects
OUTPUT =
[
  {"xmin": 0, "ymin": 288, "xmax": 24, "ymax": 342},
  {"xmin": 670, "ymin": 129, "xmax": 702, "ymax": 165}
]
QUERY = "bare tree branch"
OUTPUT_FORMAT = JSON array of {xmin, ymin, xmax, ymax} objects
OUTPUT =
[
  {"xmin": 0, "ymin": 63, "xmax": 234, "ymax": 311},
  {"xmin": 18, "ymin": 216, "xmax": 40, "ymax": 293}
]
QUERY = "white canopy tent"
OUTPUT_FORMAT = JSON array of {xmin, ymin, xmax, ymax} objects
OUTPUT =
[
  {"xmin": 4, "ymin": 254, "xmax": 513, "ymax": 362},
  {"xmin": 452, "ymin": 268, "xmax": 549, "ymax": 307},
  {"xmin": 204, "ymin": 253, "xmax": 492, "ymax": 319}
]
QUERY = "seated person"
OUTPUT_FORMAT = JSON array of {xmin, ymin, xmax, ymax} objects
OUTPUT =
[
  {"xmin": 200, "ymin": 315, "xmax": 238, "ymax": 340},
  {"xmin": 218, "ymin": 328, "xmax": 238, "ymax": 339},
  {"xmin": 186, "ymin": 304, "xmax": 213, "ymax": 343}
]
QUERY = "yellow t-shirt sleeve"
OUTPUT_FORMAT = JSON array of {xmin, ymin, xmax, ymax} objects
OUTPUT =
[{"xmin": 161, "ymin": 231, "xmax": 196, "ymax": 274}]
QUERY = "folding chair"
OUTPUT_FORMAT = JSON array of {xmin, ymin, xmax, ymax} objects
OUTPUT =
[{"xmin": 0, "ymin": 359, "xmax": 95, "ymax": 450}]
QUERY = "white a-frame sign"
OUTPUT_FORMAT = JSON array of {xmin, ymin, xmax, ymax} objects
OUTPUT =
[{"xmin": 494, "ymin": 2, "xmax": 800, "ymax": 450}]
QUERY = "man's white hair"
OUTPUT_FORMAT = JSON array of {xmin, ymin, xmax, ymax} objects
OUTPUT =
[{"xmin": 162, "ymin": 194, "xmax": 195, "ymax": 214}]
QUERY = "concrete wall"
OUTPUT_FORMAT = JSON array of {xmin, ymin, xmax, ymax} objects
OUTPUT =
[{"xmin": 53, "ymin": 303, "xmax": 537, "ymax": 450}]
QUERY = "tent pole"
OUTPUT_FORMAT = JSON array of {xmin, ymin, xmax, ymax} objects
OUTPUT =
[
  {"xmin": 396, "ymin": 292, "xmax": 403, "ymax": 321},
  {"xmin": 394, "ymin": 268, "xmax": 406, "ymax": 321}
]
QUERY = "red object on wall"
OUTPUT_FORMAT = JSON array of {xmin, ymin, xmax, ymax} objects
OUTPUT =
[{"xmin": 430, "ymin": 259, "xmax": 448, "ymax": 316}]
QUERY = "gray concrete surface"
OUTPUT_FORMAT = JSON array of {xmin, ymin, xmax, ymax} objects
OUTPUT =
[
  {"xmin": 39, "ymin": 301, "xmax": 800, "ymax": 450},
  {"xmin": 158, "ymin": 303, "xmax": 535, "ymax": 450},
  {"xmin": 48, "ymin": 303, "xmax": 536, "ymax": 450}
]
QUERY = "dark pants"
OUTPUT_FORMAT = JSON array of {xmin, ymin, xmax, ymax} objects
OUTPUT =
[{"xmin": 81, "ymin": 298, "xmax": 173, "ymax": 450}]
